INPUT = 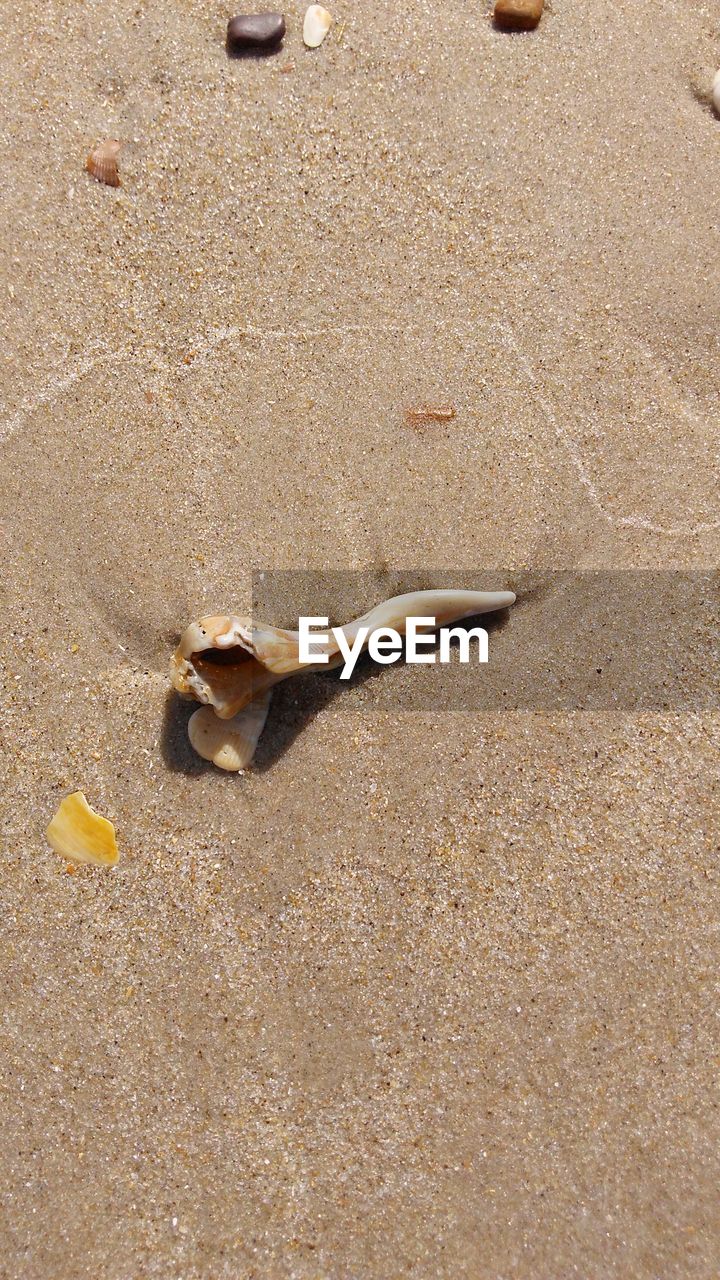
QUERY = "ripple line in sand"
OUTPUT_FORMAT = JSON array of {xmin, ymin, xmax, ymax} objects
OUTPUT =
[
  {"xmin": 496, "ymin": 323, "xmax": 720, "ymax": 539},
  {"xmin": 0, "ymin": 344, "xmax": 172, "ymax": 446},
  {"xmin": 0, "ymin": 323, "xmax": 409, "ymax": 444},
  {"xmin": 2, "ymin": 323, "xmax": 718, "ymax": 541},
  {"xmin": 173, "ymin": 320, "xmax": 414, "ymax": 370}
]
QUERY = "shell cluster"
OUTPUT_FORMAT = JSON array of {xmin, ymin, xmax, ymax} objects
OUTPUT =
[{"xmin": 171, "ymin": 589, "xmax": 516, "ymax": 771}]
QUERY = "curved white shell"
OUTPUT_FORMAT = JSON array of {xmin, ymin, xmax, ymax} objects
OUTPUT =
[
  {"xmin": 188, "ymin": 694, "xmax": 272, "ymax": 771},
  {"xmin": 713, "ymin": 69, "xmax": 720, "ymax": 116},
  {"xmin": 171, "ymin": 589, "xmax": 516, "ymax": 720}
]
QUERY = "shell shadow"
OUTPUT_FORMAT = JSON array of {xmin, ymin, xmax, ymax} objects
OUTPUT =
[
  {"xmin": 253, "ymin": 602, "xmax": 515, "ymax": 772},
  {"xmin": 161, "ymin": 691, "xmax": 216, "ymax": 775}
]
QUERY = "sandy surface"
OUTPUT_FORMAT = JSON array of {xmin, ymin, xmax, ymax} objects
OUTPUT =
[{"xmin": 1, "ymin": 0, "xmax": 720, "ymax": 1275}]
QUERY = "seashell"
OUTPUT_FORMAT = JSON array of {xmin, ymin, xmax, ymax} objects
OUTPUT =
[
  {"xmin": 46, "ymin": 791, "xmax": 119, "ymax": 866},
  {"xmin": 86, "ymin": 140, "xmax": 122, "ymax": 188},
  {"xmin": 303, "ymin": 4, "xmax": 332, "ymax": 48},
  {"xmin": 188, "ymin": 693, "xmax": 272, "ymax": 771},
  {"xmin": 713, "ymin": 69, "xmax": 720, "ymax": 116},
  {"xmin": 171, "ymin": 613, "xmax": 307, "ymax": 720},
  {"xmin": 172, "ymin": 588, "xmax": 516, "ymax": 770}
]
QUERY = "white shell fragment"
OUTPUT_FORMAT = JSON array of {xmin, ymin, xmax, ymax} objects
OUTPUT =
[
  {"xmin": 713, "ymin": 69, "xmax": 720, "ymax": 116},
  {"xmin": 303, "ymin": 4, "xmax": 332, "ymax": 47},
  {"xmin": 172, "ymin": 589, "xmax": 516, "ymax": 772}
]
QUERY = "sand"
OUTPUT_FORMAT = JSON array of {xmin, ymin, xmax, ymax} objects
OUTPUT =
[{"xmin": 1, "ymin": 0, "xmax": 719, "ymax": 1275}]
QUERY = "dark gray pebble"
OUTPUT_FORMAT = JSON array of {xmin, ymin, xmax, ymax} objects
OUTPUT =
[{"xmin": 226, "ymin": 12, "xmax": 286, "ymax": 52}]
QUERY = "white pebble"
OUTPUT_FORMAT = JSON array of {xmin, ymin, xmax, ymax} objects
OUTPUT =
[
  {"xmin": 303, "ymin": 4, "xmax": 332, "ymax": 48},
  {"xmin": 713, "ymin": 69, "xmax": 720, "ymax": 115}
]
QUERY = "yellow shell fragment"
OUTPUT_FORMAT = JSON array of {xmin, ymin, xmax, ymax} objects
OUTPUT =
[
  {"xmin": 303, "ymin": 4, "xmax": 332, "ymax": 47},
  {"xmin": 46, "ymin": 791, "xmax": 119, "ymax": 867}
]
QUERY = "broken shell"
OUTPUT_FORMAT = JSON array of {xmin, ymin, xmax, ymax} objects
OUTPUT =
[
  {"xmin": 46, "ymin": 791, "xmax": 119, "ymax": 866},
  {"xmin": 86, "ymin": 140, "xmax": 121, "ymax": 188},
  {"xmin": 172, "ymin": 590, "xmax": 515, "ymax": 720},
  {"xmin": 713, "ymin": 69, "xmax": 720, "ymax": 116},
  {"xmin": 172, "ymin": 589, "xmax": 516, "ymax": 769},
  {"xmin": 171, "ymin": 614, "xmax": 307, "ymax": 720},
  {"xmin": 303, "ymin": 4, "xmax": 332, "ymax": 47},
  {"xmin": 172, "ymin": 589, "xmax": 516, "ymax": 720},
  {"xmin": 405, "ymin": 404, "xmax": 457, "ymax": 426},
  {"xmin": 189, "ymin": 693, "xmax": 272, "ymax": 771}
]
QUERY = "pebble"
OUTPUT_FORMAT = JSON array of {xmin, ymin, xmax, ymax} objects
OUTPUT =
[
  {"xmin": 303, "ymin": 4, "xmax": 332, "ymax": 48},
  {"xmin": 493, "ymin": 0, "xmax": 544, "ymax": 31},
  {"xmin": 713, "ymin": 70, "xmax": 720, "ymax": 116},
  {"xmin": 226, "ymin": 12, "xmax": 286, "ymax": 53}
]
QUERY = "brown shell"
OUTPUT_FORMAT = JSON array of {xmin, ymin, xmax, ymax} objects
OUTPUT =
[
  {"xmin": 86, "ymin": 140, "xmax": 122, "ymax": 188},
  {"xmin": 405, "ymin": 404, "xmax": 457, "ymax": 426}
]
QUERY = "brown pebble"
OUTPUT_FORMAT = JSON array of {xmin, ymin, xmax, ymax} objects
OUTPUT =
[
  {"xmin": 226, "ymin": 12, "xmax": 286, "ymax": 53},
  {"xmin": 493, "ymin": 0, "xmax": 544, "ymax": 31}
]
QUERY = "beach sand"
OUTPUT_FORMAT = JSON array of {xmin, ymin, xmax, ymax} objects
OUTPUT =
[{"xmin": 1, "ymin": 0, "xmax": 720, "ymax": 1275}]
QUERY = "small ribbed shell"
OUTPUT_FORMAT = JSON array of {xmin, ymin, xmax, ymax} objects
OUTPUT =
[{"xmin": 86, "ymin": 140, "xmax": 122, "ymax": 187}]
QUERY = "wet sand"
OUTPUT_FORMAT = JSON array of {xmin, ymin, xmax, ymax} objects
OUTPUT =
[{"xmin": 1, "ymin": 0, "xmax": 719, "ymax": 1275}]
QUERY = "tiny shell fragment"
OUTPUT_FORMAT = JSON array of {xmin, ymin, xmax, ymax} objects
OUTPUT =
[
  {"xmin": 303, "ymin": 4, "xmax": 332, "ymax": 47},
  {"xmin": 405, "ymin": 404, "xmax": 457, "ymax": 426},
  {"xmin": 86, "ymin": 140, "xmax": 122, "ymax": 187},
  {"xmin": 46, "ymin": 791, "xmax": 119, "ymax": 866},
  {"xmin": 493, "ymin": 0, "xmax": 544, "ymax": 31}
]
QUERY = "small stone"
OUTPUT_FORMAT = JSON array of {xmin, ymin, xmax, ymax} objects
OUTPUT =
[
  {"xmin": 493, "ymin": 0, "xmax": 544, "ymax": 31},
  {"xmin": 226, "ymin": 12, "xmax": 286, "ymax": 53},
  {"xmin": 303, "ymin": 4, "xmax": 332, "ymax": 48},
  {"xmin": 712, "ymin": 70, "xmax": 720, "ymax": 116}
]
